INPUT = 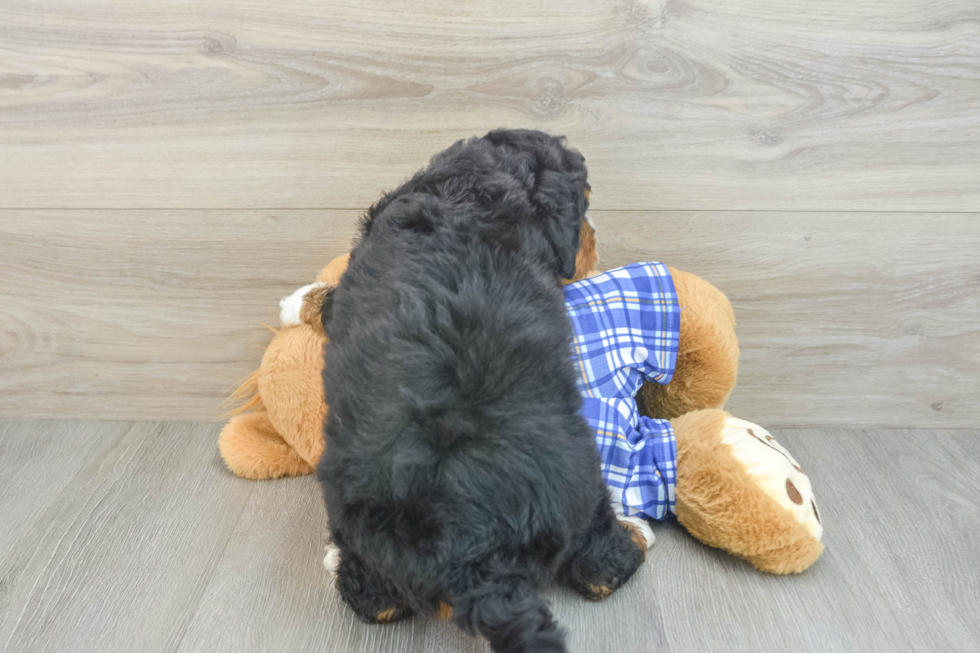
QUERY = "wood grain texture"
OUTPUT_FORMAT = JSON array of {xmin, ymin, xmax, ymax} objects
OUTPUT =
[
  {"xmin": 0, "ymin": 420, "xmax": 129, "ymax": 558},
  {"xmin": 0, "ymin": 210, "xmax": 358, "ymax": 422},
  {"xmin": 0, "ymin": 421, "xmax": 253, "ymax": 653},
  {"xmin": 1, "ymin": 420, "xmax": 978, "ymax": 652},
  {"xmin": 175, "ymin": 477, "xmax": 444, "ymax": 653},
  {"xmin": 637, "ymin": 428, "xmax": 980, "ymax": 653},
  {"xmin": 593, "ymin": 211, "xmax": 980, "ymax": 428},
  {"xmin": 1, "ymin": 0, "xmax": 978, "ymax": 211},
  {"xmin": 2, "ymin": 210, "xmax": 977, "ymax": 427}
]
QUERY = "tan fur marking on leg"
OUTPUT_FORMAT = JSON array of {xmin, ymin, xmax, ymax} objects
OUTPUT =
[
  {"xmin": 375, "ymin": 608, "xmax": 398, "ymax": 623},
  {"xmin": 588, "ymin": 584, "xmax": 614, "ymax": 602},
  {"xmin": 620, "ymin": 521, "xmax": 649, "ymax": 557},
  {"xmin": 438, "ymin": 602, "xmax": 453, "ymax": 620}
]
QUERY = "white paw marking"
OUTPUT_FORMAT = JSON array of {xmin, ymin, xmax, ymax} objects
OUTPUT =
[
  {"xmin": 618, "ymin": 515, "xmax": 656, "ymax": 550},
  {"xmin": 323, "ymin": 543, "xmax": 341, "ymax": 574},
  {"xmin": 279, "ymin": 282, "xmax": 323, "ymax": 327}
]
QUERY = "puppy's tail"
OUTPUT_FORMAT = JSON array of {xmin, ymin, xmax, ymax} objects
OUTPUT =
[{"xmin": 451, "ymin": 579, "xmax": 566, "ymax": 653}]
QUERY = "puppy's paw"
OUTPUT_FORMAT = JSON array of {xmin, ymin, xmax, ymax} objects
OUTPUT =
[
  {"xmin": 323, "ymin": 542, "xmax": 341, "ymax": 575},
  {"xmin": 618, "ymin": 515, "xmax": 655, "ymax": 551},
  {"xmin": 279, "ymin": 282, "xmax": 325, "ymax": 327}
]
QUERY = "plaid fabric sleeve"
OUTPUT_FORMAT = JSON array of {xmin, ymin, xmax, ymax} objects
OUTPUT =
[
  {"xmin": 564, "ymin": 262, "xmax": 682, "ymax": 521},
  {"xmin": 564, "ymin": 262, "xmax": 680, "ymax": 397},
  {"xmin": 581, "ymin": 397, "xmax": 677, "ymax": 520}
]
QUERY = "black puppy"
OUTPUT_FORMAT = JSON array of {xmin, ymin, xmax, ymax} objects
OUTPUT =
[{"xmin": 318, "ymin": 130, "xmax": 644, "ymax": 653}]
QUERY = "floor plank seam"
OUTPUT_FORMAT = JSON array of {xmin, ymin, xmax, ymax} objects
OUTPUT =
[{"xmin": 168, "ymin": 481, "xmax": 256, "ymax": 653}]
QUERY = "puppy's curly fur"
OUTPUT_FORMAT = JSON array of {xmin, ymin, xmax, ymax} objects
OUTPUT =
[{"xmin": 319, "ymin": 130, "xmax": 643, "ymax": 653}]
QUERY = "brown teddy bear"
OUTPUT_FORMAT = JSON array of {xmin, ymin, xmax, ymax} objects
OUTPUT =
[{"xmin": 219, "ymin": 254, "xmax": 823, "ymax": 574}]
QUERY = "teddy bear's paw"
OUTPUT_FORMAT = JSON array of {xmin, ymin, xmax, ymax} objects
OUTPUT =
[
  {"xmin": 279, "ymin": 282, "xmax": 326, "ymax": 327},
  {"xmin": 323, "ymin": 542, "xmax": 341, "ymax": 575},
  {"xmin": 721, "ymin": 416, "xmax": 823, "ymax": 542},
  {"xmin": 617, "ymin": 515, "xmax": 656, "ymax": 550}
]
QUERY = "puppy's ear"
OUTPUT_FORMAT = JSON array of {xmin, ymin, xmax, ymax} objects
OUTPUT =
[
  {"xmin": 536, "ymin": 170, "xmax": 585, "ymax": 279},
  {"xmin": 544, "ymin": 215, "xmax": 581, "ymax": 279},
  {"xmin": 484, "ymin": 129, "xmax": 590, "ymax": 278},
  {"xmin": 320, "ymin": 285, "xmax": 336, "ymax": 336}
]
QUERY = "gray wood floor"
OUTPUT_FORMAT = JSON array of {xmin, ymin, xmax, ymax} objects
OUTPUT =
[{"xmin": 1, "ymin": 420, "xmax": 977, "ymax": 653}]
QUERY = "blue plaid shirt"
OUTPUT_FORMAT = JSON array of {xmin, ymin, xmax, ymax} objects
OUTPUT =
[{"xmin": 564, "ymin": 263, "xmax": 681, "ymax": 521}]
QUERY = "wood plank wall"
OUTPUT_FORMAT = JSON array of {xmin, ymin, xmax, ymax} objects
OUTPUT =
[{"xmin": 1, "ymin": 0, "xmax": 978, "ymax": 426}]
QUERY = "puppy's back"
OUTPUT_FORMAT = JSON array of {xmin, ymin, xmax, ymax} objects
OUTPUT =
[
  {"xmin": 325, "ymin": 230, "xmax": 602, "ymax": 547},
  {"xmin": 321, "ymin": 130, "xmax": 599, "ymax": 652}
]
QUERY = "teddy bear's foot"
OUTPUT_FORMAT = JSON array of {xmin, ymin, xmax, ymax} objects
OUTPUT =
[
  {"xmin": 671, "ymin": 409, "xmax": 825, "ymax": 574},
  {"xmin": 218, "ymin": 411, "xmax": 314, "ymax": 479}
]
